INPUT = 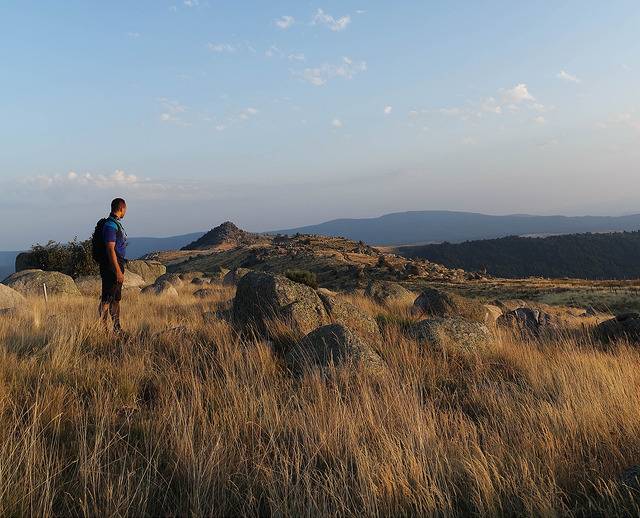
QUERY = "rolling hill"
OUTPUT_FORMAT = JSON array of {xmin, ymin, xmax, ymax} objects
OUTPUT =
[{"xmin": 274, "ymin": 211, "xmax": 640, "ymax": 246}]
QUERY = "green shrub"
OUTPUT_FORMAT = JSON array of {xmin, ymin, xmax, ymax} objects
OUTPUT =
[
  {"xmin": 26, "ymin": 239, "xmax": 98, "ymax": 278},
  {"xmin": 285, "ymin": 269, "xmax": 318, "ymax": 289}
]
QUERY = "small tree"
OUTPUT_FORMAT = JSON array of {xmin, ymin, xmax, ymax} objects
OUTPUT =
[{"xmin": 27, "ymin": 238, "xmax": 98, "ymax": 278}]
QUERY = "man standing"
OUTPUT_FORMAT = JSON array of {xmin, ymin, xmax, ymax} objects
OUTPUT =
[{"xmin": 98, "ymin": 198, "xmax": 128, "ymax": 332}]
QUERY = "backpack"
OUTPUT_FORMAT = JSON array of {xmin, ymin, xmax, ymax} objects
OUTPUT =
[{"xmin": 91, "ymin": 218, "xmax": 109, "ymax": 265}]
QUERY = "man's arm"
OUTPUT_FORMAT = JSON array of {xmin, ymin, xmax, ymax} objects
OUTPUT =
[{"xmin": 106, "ymin": 242, "xmax": 124, "ymax": 284}]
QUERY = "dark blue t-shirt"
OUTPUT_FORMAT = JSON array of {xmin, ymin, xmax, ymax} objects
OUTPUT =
[{"xmin": 103, "ymin": 216, "xmax": 127, "ymax": 259}]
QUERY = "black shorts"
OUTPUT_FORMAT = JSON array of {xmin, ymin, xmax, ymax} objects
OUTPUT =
[{"xmin": 100, "ymin": 262, "xmax": 125, "ymax": 303}]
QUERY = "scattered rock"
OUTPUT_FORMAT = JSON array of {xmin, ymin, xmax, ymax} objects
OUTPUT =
[
  {"xmin": 497, "ymin": 307, "xmax": 555, "ymax": 337},
  {"xmin": 178, "ymin": 271, "xmax": 206, "ymax": 282},
  {"xmin": 317, "ymin": 291, "xmax": 381, "ymax": 342},
  {"xmin": 412, "ymin": 318, "xmax": 491, "ymax": 352},
  {"xmin": 232, "ymin": 271, "xmax": 328, "ymax": 335},
  {"xmin": 3, "ymin": 269, "xmax": 80, "ymax": 297},
  {"xmin": 286, "ymin": 324, "xmax": 385, "ymax": 376},
  {"xmin": 125, "ymin": 260, "xmax": 166, "ymax": 285},
  {"xmin": 193, "ymin": 288, "xmax": 215, "ymax": 299},
  {"xmin": 191, "ymin": 277, "xmax": 211, "ymax": 286},
  {"xmin": 141, "ymin": 281, "xmax": 179, "ymax": 298},
  {"xmin": 0, "ymin": 284, "xmax": 26, "ymax": 311},
  {"xmin": 74, "ymin": 271, "xmax": 145, "ymax": 296},
  {"xmin": 155, "ymin": 273, "xmax": 183, "ymax": 288},
  {"xmin": 595, "ymin": 313, "xmax": 640, "ymax": 343},
  {"xmin": 412, "ymin": 288, "xmax": 486, "ymax": 322},
  {"xmin": 223, "ymin": 268, "xmax": 251, "ymax": 286},
  {"xmin": 365, "ymin": 280, "xmax": 413, "ymax": 305}
]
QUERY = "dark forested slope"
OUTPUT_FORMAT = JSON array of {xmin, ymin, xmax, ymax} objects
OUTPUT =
[{"xmin": 398, "ymin": 231, "xmax": 640, "ymax": 279}]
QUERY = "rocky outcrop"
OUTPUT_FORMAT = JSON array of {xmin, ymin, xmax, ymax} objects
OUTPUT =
[
  {"xmin": 285, "ymin": 324, "xmax": 385, "ymax": 376},
  {"xmin": 182, "ymin": 221, "xmax": 261, "ymax": 250},
  {"xmin": 232, "ymin": 271, "xmax": 328, "ymax": 335},
  {"xmin": 223, "ymin": 268, "xmax": 251, "ymax": 286},
  {"xmin": 191, "ymin": 277, "xmax": 211, "ymax": 286},
  {"xmin": 0, "ymin": 284, "xmax": 26, "ymax": 310},
  {"xmin": 412, "ymin": 288, "xmax": 486, "ymax": 322},
  {"xmin": 193, "ymin": 288, "xmax": 215, "ymax": 298},
  {"xmin": 412, "ymin": 318, "xmax": 491, "ymax": 351},
  {"xmin": 595, "ymin": 313, "xmax": 640, "ymax": 343},
  {"xmin": 3, "ymin": 270, "xmax": 80, "ymax": 297},
  {"xmin": 125, "ymin": 260, "xmax": 166, "ymax": 285},
  {"xmin": 364, "ymin": 280, "xmax": 413, "ymax": 305},
  {"xmin": 497, "ymin": 307, "xmax": 555, "ymax": 337},
  {"xmin": 317, "ymin": 291, "xmax": 380, "ymax": 342},
  {"xmin": 141, "ymin": 281, "xmax": 179, "ymax": 298}
]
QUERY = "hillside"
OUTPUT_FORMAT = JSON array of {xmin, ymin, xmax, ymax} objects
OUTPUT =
[
  {"xmin": 181, "ymin": 221, "xmax": 263, "ymax": 251},
  {"xmin": 398, "ymin": 231, "xmax": 640, "ymax": 280},
  {"xmin": 274, "ymin": 210, "xmax": 640, "ymax": 245}
]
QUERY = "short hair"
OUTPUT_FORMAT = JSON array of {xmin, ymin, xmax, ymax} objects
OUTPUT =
[{"xmin": 111, "ymin": 198, "xmax": 126, "ymax": 212}]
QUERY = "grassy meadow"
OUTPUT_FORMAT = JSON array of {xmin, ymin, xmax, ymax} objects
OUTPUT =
[{"xmin": 0, "ymin": 284, "xmax": 638, "ymax": 516}]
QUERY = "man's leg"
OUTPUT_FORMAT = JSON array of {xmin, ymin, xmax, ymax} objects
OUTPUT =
[{"xmin": 109, "ymin": 300, "xmax": 121, "ymax": 332}]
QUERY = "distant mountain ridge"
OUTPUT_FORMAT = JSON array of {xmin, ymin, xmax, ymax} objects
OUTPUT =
[
  {"xmin": 274, "ymin": 211, "xmax": 640, "ymax": 246},
  {"xmin": 398, "ymin": 231, "xmax": 640, "ymax": 280}
]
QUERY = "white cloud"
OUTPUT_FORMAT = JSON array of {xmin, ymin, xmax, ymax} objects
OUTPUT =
[
  {"xmin": 332, "ymin": 118, "xmax": 343, "ymax": 128},
  {"xmin": 440, "ymin": 107, "xmax": 463, "ymax": 117},
  {"xmin": 501, "ymin": 83, "xmax": 535, "ymax": 104},
  {"xmin": 158, "ymin": 98, "xmax": 188, "ymax": 125},
  {"xmin": 275, "ymin": 15, "xmax": 295, "ymax": 29},
  {"xmin": 265, "ymin": 45, "xmax": 283, "ymax": 58},
  {"xmin": 312, "ymin": 9, "xmax": 351, "ymax": 32},
  {"xmin": 208, "ymin": 43, "xmax": 235, "ymax": 53},
  {"xmin": 384, "ymin": 106, "xmax": 393, "ymax": 115},
  {"xmin": 183, "ymin": 0, "xmax": 199, "ymax": 7},
  {"xmin": 298, "ymin": 56, "xmax": 367, "ymax": 86},
  {"xmin": 288, "ymin": 52, "xmax": 306, "ymax": 62},
  {"xmin": 27, "ymin": 170, "xmax": 140, "ymax": 190},
  {"xmin": 480, "ymin": 97, "xmax": 502, "ymax": 114},
  {"xmin": 215, "ymin": 124, "xmax": 226, "ymax": 132},
  {"xmin": 534, "ymin": 116, "xmax": 546, "ymax": 124},
  {"xmin": 557, "ymin": 70, "xmax": 581, "ymax": 83}
]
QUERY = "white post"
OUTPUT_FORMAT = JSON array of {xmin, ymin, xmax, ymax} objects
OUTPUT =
[{"xmin": 43, "ymin": 283, "xmax": 48, "ymax": 303}]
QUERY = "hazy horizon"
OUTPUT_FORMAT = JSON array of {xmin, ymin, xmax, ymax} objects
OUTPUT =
[{"xmin": 2, "ymin": 1, "xmax": 640, "ymax": 249}]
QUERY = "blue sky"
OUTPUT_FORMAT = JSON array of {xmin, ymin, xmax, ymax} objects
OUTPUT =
[{"xmin": 2, "ymin": 0, "xmax": 640, "ymax": 249}]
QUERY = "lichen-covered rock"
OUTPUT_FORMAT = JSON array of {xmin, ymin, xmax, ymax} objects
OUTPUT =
[
  {"xmin": 364, "ymin": 280, "xmax": 413, "ymax": 305},
  {"xmin": 412, "ymin": 317, "xmax": 491, "ymax": 351},
  {"xmin": 317, "ymin": 291, "xmax": 380, "ymax": 342},
  {"xmin": 3, "ymin": 269, "xmax": 80, "ymax": 297},
  {"xmin": 483, "ymin": 304, "xmax": 503, "ymax": 326},
  {"xmin": 595, "ymin": 313, "xmax": 640, "ymax": 343},
  {"xmin": 286, "ymin": 324, "xmax": 386, "ymax": 376},
  {"xmin": 191, "ymin": 277, "xmax": 211, "ymax": 286},
  {"xmin": 125, "ymin": 260, "xmax": 166, "ymax": 285},
  {"xmin": 155, "ymin": 273, "xmax": 183, "ymax": 288},
  {"xmin": 178, "ymin": 271, "xmax": 206, "ymax": 282},
  {"xmin": 412, "ymin": 288, "xmax": 486, "ymax": 322},
  {"xmin": 0, "ymin": 284, "xmax": 26, "ymax": 310},
  {"xmin": 141, "ymin": 281, "xmax": 179, "ymax": 298},
  {"xmin": 223, "ymin": 268, "xmax": 251, "ymax": 286},
  {"xmin": 232, "ymin": 271, "xmax": 328, "ymax": 335}
]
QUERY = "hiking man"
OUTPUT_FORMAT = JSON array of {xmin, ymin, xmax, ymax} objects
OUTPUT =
[{"xmin": 95, "ymin": 198, "xmax": 128, "ymax": 332}]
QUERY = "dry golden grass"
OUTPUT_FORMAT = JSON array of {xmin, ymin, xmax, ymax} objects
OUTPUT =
[{"xmin": 0, "ymin": 285, "xmax": 638, "ymax": 516}]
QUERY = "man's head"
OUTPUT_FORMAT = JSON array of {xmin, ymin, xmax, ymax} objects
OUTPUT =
[{"xmin": 110, "ymin": 198, "xmax": 127, "ymax": 219}]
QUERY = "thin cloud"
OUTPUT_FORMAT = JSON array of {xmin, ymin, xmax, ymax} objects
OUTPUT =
[
  {"xmin": 332, "ymin": 118, "xmax": 343, "ymax": 128},
  {"xmin": 297, "ymin": 57, "xmax": 367, "ymax": 86},
  {"xmin": 158, "ymin": 98, "xmax": 188, "ymax": 125},
  {"xmin": 501, "ymin": 83, "xmax": 535, "ymax": 104},
  {"xmin": 384, "ymin": 106, "xmax": 393, "ymax": 115},
  {"xmin": 208, "ymin": 43, "xmax": 236, "ymax": 53},
  {"xmin": 275, "ymin": 15, "xmax": 295, "ymax": 29},
  {"xmin": 312, "ymin": 9, "xmax": 351, "ymax": 32},
  {"xmin": 557, "ymin": 70, "xmax": 581, "ymax": 83}
]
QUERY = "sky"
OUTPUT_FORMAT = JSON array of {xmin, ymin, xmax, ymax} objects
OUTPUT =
[{"xmin": 1, "ymin": 0, "xmax": 640, "ymax": 249}]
